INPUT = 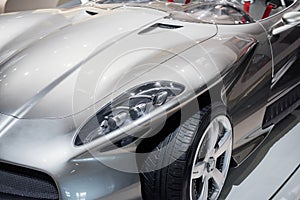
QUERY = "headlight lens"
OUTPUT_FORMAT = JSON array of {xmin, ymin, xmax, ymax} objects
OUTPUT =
[{"xmin": 74, "ymin": 81, "xmax": 185, "ymax": 146}]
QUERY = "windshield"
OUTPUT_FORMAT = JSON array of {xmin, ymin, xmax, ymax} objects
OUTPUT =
[
  {"xmin": 170, "ymin": 1, "xmax": 252, "ymax": 24},
  {"xmin": 91, "ymin": 0, "xmax": 252, "ymax": 24},
  {"xmin": 92, "ymin": 0, "xmax": 242, "ymax": 5},
  {"xmin": 93, "ymin": 0, "xmax": 152, "ymax": 3}
]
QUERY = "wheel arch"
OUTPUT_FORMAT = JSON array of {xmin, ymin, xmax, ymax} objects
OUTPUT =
[{"xmin": 136, "ymin": 81, "xmax": 228, "ymax": 154}]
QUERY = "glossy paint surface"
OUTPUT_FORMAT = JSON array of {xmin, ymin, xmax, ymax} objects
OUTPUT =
[
  {"xmin": 0, "ymin": 0, "xmax": 299, "ymax": 199},
  {"xmin": 0, "ymin": 6, "xmax": 217, "ymax": 119},
  {"xmin": 0, "ymin": 0, "xmax": 81, "ymax": 13}
]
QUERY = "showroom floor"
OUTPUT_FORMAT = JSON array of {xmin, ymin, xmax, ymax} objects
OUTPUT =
[{"xmin": 219, "ymin": 108, "xmax": 300, "ymax": 200}]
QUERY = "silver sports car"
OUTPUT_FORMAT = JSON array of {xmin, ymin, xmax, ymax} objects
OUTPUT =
[{"xmin": 0, "ymin": 0, "xmax": 299, "ymax": 199}]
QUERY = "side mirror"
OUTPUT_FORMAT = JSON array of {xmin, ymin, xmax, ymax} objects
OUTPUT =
[{"xmin": 272, "ymin": 12, "xmax": 300, "ymax": 35}]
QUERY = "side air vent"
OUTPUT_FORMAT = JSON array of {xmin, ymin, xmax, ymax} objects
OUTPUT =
[
  {"xmin": 138, "ymin": 23, "xmax": 183, "ymax": 34},
  {"xmin": 263, "ymin": 84, "xmax": 300, "ymax": 128}
]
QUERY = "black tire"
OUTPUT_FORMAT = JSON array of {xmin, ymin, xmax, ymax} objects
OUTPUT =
[{"xmin": 140, "ymin": 105, "xmax": 232, "ymax": 200}]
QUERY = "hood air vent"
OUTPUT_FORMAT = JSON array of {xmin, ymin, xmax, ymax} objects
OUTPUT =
[
  {"xmin": 86, "ymin": 10, "xmax": 98, "ymax": 16},
  {"xmin": 138, "ymin": 23, "xmax": 183, "ymax": 34}
]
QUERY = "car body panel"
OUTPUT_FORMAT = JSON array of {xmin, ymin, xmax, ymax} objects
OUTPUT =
[
  {"xmin": 258, "ymin": 1, "xmax": 300, "ymax": 102},
  {"xmin": 0, "ymin": 0, "xmax": 299, "ymax": 199},
  {"xmin": 0, "ymin": 0, "xmax": 81, "ymax": 13},
  {"xmin": 215, "ymin": 23, "xmax": 273, "ymax": 157},
  {"xmin": 0, "ymin": 7, "xmax": 218, "ymax": 119}
]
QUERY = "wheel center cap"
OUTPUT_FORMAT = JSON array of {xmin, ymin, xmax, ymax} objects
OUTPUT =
[{"xmin": 207, "ymin": 157, "xmax": 215, "ymax": 172}]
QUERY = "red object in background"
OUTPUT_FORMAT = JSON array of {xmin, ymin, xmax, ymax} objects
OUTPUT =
[
  {"xmin": 243, "ymin": 1, "xmax": 251, "ymax": 13},
  {"xmin": 262, "ymin": 4, "xmax": 274, "ymax": 19},
  {"xmin": 168, "ymin": 0, "xmax": 174, "ymax": 2},
  {"xmin": 185, "ymin": 0, "xmax": 191, "ymax": 4}
]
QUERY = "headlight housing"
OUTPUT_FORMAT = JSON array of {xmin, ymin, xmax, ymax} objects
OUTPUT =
[{"xmin": 74, "ymin": 81, "xmax": 185, "ymax": 146}]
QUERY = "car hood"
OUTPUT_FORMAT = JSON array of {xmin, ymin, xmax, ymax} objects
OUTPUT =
[{"xmin": 0, "ymin": 6, "xmax": 217, "ymax": 119}]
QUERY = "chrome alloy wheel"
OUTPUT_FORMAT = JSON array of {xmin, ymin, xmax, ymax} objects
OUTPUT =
[{"xmin": 190, "ymin": 115, "xmax": 232, "ymax": 200}]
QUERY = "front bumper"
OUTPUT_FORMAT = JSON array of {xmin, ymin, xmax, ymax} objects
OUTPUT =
[{"xmin": 0, "ymin": 113, "xmax": 141, "ymax": 200}]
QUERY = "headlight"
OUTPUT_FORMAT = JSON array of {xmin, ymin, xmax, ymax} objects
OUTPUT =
[{"xmin": 74, "ymin": 81, "xmax": 185, "ymax": 146}]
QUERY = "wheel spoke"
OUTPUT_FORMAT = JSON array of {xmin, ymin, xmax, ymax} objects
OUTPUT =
[
  {"xmin": 190, "ymin": 115, "xmax": 233, "ymax": 200},
  {"xmin": 214, "ymin": 130, "xmax": 232, "ymax": 158},
  {"xmin": 199, "ymin": 176, "xmax": 209, "ymax": 200},
  {"xmin": 192, "ymin": 161, "xmax": 206, "ymax": 179},
  {"xmin": 208, "ymin": 120, "xmax": 219, "ymax": 151},
  {"xmin": 212, "ymin": 168, "xmax": 224, "ymax": 190}
]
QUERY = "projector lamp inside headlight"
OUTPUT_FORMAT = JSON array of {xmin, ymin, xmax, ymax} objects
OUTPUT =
[{"xmin": 74, "ymin": 81, "xmax": 185, "ymax": 146}]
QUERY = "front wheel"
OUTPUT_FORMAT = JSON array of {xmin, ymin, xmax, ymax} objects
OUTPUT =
[{"xmin": 141, "ymin": 105, "xmax": 233, "ymax": 200}]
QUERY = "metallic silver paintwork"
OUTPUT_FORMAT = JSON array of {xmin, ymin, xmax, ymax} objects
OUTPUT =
[
  {"xmin": 0, "ymin": 7, "xmax": 217, "ymax": 119},
  {"xmin": 0, "ymin": 4, "xmax": 219, "ymax": 199},
  {"xmin": 0, "ymin": 1, "xmax": 299, "ymax": 199},
  {"xmin": 0, "ymin": 0, "xmax": 81, "ymax": 13},
  {"xmin": 282, "ymin": 11, "xmax": 300, "ymax": 24}
]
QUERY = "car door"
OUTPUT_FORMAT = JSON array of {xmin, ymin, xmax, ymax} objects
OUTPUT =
[
  {"xmin": 212, "ymin": 17, "xmax": 273, "ymax": 164},
  {"xmin": 257, "ymin": 0, "xmax": 300, "ymax": 127},
  {"xmin": 258, "ymin": 0, "xmax": 300, "ymax": 99}
]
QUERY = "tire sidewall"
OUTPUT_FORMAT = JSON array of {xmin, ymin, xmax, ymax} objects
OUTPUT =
[{"xmin": 183, "ymin": 104, "xmax": 230, "ymax": 200}]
